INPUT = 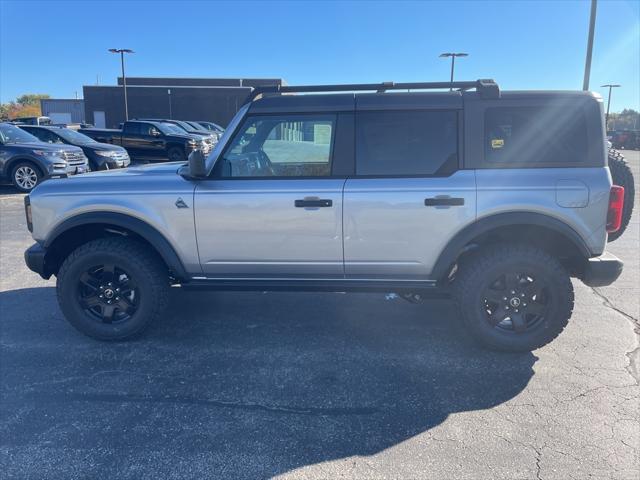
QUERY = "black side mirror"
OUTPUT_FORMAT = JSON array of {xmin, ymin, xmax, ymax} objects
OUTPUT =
[{"xmin": 188, "ymin": 149, "xmax": 207, "ymax": 178}]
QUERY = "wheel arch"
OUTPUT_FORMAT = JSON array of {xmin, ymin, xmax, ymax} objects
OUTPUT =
[
  {"xmin": 43, "ymin": 212, "xmax": 188, "ymax": 281},
  {"xmin": 431, "ymin": 212, "xmax": 592, "ymax": 283},
  {"xmin": 6, "ymin": 156, "xmax": 45, "ymax": 177}
]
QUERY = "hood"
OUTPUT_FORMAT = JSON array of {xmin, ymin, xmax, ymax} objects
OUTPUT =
[
  {"xmin": 80, "ymin": 142, "xmax": 126, "ymax": 153},
  {"xmin": 77, "ymin": 161, "xmax": 185, "ymax": 178},
  {"xmin": 11, "ymin": 141, "xmax": 83, "ymax": 153}
]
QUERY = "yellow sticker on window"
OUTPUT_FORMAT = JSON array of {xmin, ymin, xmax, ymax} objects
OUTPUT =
[{"xmin": 491, "ymin": 139, "xmax": 504, "ymax": 149}]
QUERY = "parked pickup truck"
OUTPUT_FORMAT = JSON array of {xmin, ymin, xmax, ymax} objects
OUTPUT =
[{"xmin": 80, "ymin": 120, "xmax": 210, "ymax": 162}]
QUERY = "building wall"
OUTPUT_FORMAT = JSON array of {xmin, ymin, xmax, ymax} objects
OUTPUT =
[
  {"xmin": 40, "ymin": 99, "xmax": 85, "ymax": 123},
  {"xmin": 83, "ymin": 85, "xmax": 253, "ymax": 129}
]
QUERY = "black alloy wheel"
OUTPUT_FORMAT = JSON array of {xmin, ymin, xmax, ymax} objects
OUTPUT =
[{"xmin": 78, "ymin": 263, "xmax": 139, "ymax": 324}]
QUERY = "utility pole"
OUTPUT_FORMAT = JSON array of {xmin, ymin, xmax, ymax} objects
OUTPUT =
[
  {"xmin": 583, "ymin": 0, "xmax": 597, "ymax": 90},
  {"xmin": 108, "ymin": 48, "xmax": 134, "ymax": 120},
  {"xmin": 439, "ymin": 52, "xmax": 468, "ymax": 90},
  {"xmin": 601, "ymin": 84, "xmax": 621, "ymax": 130}
]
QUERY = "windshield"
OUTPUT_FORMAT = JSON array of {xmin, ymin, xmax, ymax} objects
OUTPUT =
[
  {"xmin": 159, "ymin": 123, "xmax": 187, "ymax": 135},
  {"xmin": 186, "ymin": 121, "xmax": 208, "ymax": 132},
  {"xmin": 55, "ymin": 128, "xmax": 97, "ymax": 144},
  {"xmin": 0, "ymin": 123, "xmax": 41, "ymax": 144}
]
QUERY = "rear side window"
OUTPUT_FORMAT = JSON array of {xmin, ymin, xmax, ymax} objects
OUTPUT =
[
  {"xmin": 356, "ymin": 110, "xmax": 458, "ymax": 176},
  {"xmin": 485, "ymin": 107, "xmax": 588, "ymax": 166},
  {"xmin": 123, "ymin": 122, "xmax": 141, "ymax": 134}
]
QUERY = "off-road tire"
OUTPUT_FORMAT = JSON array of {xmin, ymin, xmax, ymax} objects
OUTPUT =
[
  {"xmin": 11, "ymin": 161, "xmax": 42, "ymax": 192},
  {"xmin": 167, "ymin": 147, "xmax": 186, "ymax": 163},
  {"xmin": 57, "ymin": 237, "xmax": 170, "ymax": 340},
  {"xmin": 607, "ymin": 150, "xmax": 635, "ymax": 242},
  {"xmin": 452, "ymin": 244, "xmax": 574, "ymax": 352}
]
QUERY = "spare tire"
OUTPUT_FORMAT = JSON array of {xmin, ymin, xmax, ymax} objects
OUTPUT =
[{"xmin": 607, "ymin": 149, "xmax": 635, "ymax": 242}]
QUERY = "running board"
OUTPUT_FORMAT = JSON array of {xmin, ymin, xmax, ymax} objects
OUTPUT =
[{"xmin": 180, "ymin": 278, "xmax": 449, "ymax": 296}]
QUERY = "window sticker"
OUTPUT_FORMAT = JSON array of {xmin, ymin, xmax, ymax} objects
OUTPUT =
[{"xmin": 491, "ymin": 138, "xmax": 505, "ymax": 149}]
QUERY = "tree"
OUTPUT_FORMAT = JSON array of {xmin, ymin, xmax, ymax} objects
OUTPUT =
[
  {"xmin": 609, "ymin": 109, "xmax": 639, "ymax": 131},
  {"xmin": 16, "ymin": 93, "xmax": 50, "ymax": 107},
  {"xmin": 0, "ymin": 93, "xmax": 50, "ymax": 120}
]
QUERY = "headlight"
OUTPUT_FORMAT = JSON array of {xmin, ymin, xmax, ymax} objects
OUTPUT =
[
  {"xmin": 33, "ymin": 149, "xmax": 63, "ymax": 157},
  {"xmin": 95, "ymin": 150, "xmax": 116, "ymax": 157}
]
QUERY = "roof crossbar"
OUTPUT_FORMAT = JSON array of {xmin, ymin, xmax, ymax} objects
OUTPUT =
[{"xmin": 246, "ymin": 79, "xmax": 499, "ymax": 102}]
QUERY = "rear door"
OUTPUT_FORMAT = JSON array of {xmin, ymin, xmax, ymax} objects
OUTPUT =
[
  {"xmin": 343, "ymin": 93, "xmax": 476, "ymax": 279},
  {"xmin": 194, "ymin": 111, "xmax": 353, "ymax": 277}
]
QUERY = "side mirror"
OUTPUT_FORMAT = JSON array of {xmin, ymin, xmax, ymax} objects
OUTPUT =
[{"xmin": 188, "ymin": 149, "xmax": 207, "ymax": 177}]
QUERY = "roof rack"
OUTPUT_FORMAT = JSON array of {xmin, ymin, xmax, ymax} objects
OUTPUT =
[{"xmin": 246, "ymin": 79, "xmax": 500, "ymax": 103}]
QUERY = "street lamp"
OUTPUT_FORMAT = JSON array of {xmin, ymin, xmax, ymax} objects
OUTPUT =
[
  {"xmin": 601, "ymin": 84, "xmax": 621, "ymax": 131},
  {"xmin": 439, "ymin": 52, "xmax": 468, "ymax": 90},
  {"xmin": 108, "ymin": 48, "xmax": 134, "ymax": 120}
]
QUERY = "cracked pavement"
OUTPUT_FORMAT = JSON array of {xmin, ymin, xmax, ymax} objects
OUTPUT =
[{"xmin": 1, "ymin": 152, "xmax": 638, "ymax": 479}]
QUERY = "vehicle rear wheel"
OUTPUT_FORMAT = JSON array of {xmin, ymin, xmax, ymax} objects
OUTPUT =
[
  {"xmin": 607, "ymin": 150, "xmax": 635, "ymax": 242},
  {"xmin": 11, "ymin": 162, "xmax": 42, "ymax": 192},
  {"xmin": 56, "ymin": 237, "xmax": 170, "ymax": 340},
  {"xmin": 452, "ymin": 244, "xmax": 574, "ymax": 352},
  {"xmin": 167, "ymin": 147, "xmax": 186, "ymax": 162}
]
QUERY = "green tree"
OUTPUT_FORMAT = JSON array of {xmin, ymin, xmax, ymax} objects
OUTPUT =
[
  {"xmin": 609, "ymin": 109, "xmax": 639, "ymax": 131},
  {"xmin": 15, "ymin": 93, "xmax": 50, "ymax": 106}
]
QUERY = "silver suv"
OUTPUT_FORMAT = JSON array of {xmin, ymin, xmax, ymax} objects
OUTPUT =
[{"xmin": 23, "ymin": 80, "xmax": 625, "ymax": 351}]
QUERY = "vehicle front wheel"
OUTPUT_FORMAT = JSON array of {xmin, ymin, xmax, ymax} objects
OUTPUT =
[
  {"xmin": 452, "ymin": 244, "xmax": 574, "ymax": 352},
  {"xmin": 56, "ymin": 237, "xmax": 170, "ymax": 340},
  {"xmin": 167, "ymin": 147, "xmax": 186, "ymax": 162},
  {"xmin": 11, "ymin": 162, "xmax": 42, "ymax": 192}
]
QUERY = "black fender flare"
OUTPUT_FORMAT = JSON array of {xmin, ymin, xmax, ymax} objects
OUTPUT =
[
  {"xmin": 431, "ymin": 212, "xmax": 592, "ymax": 281},
  {"xmin": 44, "ymin": 211, "xmax": 188, "ymax": 280}
]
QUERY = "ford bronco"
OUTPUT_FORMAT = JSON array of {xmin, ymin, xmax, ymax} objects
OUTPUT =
[{"xmin": 24, "ymin": 80, "xmax": 624, "ymax": 351}]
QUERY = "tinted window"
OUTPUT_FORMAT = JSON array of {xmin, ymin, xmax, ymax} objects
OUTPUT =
[
  {"xmin": 27, "ymin": 128, "xmax": 62, "ymax": 144},
  {"xmin": 485, "ymin": 107, "xmax": 588, "ymax": 165},
  {"xmin": 123, "ymin": 122, "xmax": 141, "ymax": 134},
  {"xmin": 221, "ymin": 115, "xmax": 335, "ymax": 178},
  {"xmin": 356, "ymin": 110, "xmax": 458, "ymax": 176}
]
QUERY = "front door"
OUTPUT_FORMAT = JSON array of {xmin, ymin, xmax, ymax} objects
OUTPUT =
[{"xmin": 194, "ymin": 113, "xmax": 345, "ymax": 277}]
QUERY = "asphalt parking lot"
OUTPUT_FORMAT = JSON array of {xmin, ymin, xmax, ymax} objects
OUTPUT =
[{"xmin": 1, "ymin": 153, "xmax": 638, "ymax": 480}]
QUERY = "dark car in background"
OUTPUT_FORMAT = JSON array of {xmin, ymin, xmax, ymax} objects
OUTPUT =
[
  {"xmin": 80, "ymin": 120, "xmax": 209, "ymax": 162},
  {"xmin": 137, "ymin": 118, "xmax": 219, "ymax": 146},
  {"xmin": 19, "ymin": 125, "xmax": 130, "ymax": 171},
  {"xmin": 0, "ymin": 123, "xmax": 88, "ymax": 192},
  {"xmin": 195, "ymin": 121, "xmax": 225, "ymax": 134}
]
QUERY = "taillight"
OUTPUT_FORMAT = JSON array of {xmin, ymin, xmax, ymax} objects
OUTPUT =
[
  {"xmin": 606, "ymin": 185, "xmax": 625, "ymax": 233},
  {"xmin": 24, "ymin": 195, "xmax": 33, "ymax": 232}
]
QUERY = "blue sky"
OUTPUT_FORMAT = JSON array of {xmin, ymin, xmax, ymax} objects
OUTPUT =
[{"xmin": 1, "ymin": 0, "xmax": 638, "ymax": 112}]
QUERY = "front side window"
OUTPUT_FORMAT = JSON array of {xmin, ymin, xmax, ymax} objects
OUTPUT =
[
  {"xmin": 356, "ymin": 110, "xmax": 458, "ymax": 176},
  {"xmin": 220, "ymin": 114, "xmax": 335, "ymax": 178},
  {"xmin": 484, "ymin": 106, "xmax": 588, "ymax": 166},
  {"xmin": 28, "ymin": 128, "xmax": 63, "ymax": 144}
]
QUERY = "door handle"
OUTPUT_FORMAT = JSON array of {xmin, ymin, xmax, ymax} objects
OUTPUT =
[
  {"xmin": 295, "ymin": 199, "xmax": 333, "ymax": 208},
  {"xmin": 424, "ymin": 197, "xmax": 465, "ymax": 207}
]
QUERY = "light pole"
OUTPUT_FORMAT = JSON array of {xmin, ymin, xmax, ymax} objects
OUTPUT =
[
  {"xmin": 439, "ymin": 52, "xmax": 468, "ymax": 90},
  {"xmin": 601, "ymin": 84, "xmax": 621, "ymax": 130},
  {"xmin": 583, "ymin": 0, "xmax": 598, "ymax": 90},
  {"xmin": 168, "ymin": 89, "xmax": 172, "ymax": 119},
  {"xmin": 108, "ymin": 48, "xmax": 134, "ymax": 120}
]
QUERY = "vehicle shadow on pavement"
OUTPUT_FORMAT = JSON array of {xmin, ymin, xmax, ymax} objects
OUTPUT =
[{"xmin": 1, "ymin": 287, "xmax": 537, "ymax": 479}]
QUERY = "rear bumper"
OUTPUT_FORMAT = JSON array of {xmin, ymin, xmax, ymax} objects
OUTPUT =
[
  {"xmin": 581, "ymin": 252, "xmax": 623, "ymax": 287},
  {"xmin": 24, "ymin": 243, "xmax": 52, "ymax": 279}
]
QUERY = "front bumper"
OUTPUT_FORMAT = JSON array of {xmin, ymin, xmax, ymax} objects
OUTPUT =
[
  {"xmin": 24, "ymin": 243, "xmax": 52, "ymax": 279},
  {"xmin": 581, "ymin": 252, "xmax": 623, "ymax": 287}
]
